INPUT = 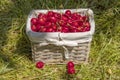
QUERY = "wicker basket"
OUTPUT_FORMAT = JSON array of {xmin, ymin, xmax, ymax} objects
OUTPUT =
[
  {"xmin": 31, "ymin": 42, "xmax": 90, "ymax": 64},
  {"xmin": 26, "ymin": 9, "xmax": 95, "ymax": 64}
]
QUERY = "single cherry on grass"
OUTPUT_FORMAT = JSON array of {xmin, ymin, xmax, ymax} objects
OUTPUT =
[{"xmin": 36, "ymin": 61, "xmax": 44, "ymax": 69}]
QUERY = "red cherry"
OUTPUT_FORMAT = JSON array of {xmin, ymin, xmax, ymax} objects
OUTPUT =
[
  {"xmin": 50, "ymin": 16, "xmax": 57, "ymax": 23},
  {"xmin": 71, "ymin": 16, "xmax": 77, "ymax": 20},
  {"xmin": 38, "ymin": 18, "xmax": 46, "ymax": 25},
  {"xmin": 40, "ymin": 27, "xmax": 47, "ymax": 32},
  {"xmin": 82, "ymin": 16, "xmax": 88, "ymax": 21},
  {"xmin": 86, "ymin": 27, "xmax": 90, "ymax": 31},
  {"xmin": 61, "ymin": 15, "xmax": 68, "ymax": 21},
  {"xmin": 38, "ymin": 13, "xmax": 44, "ymax": 19},
  {"xmin": 31, "ymin": 18, "xmax": 38, "ymax": 25},
  {"xmin": 70, "ymin": 29, "xmax": 79, "ymax": 32},
  {"xmin": 71, "ymin": 13, "xmax": 79, "ymax": 20},
  {"xmin": 52, "ymin": 24, "xmax": 57, "ymax": 30},
  {"xmin": 77, "ymin": 15, "xmax": 83, "ymax": 21},
  {"xmin": 45, "ymin": 22, "xmax": 52, "ymax": 27},
  {"xmin": 82, "ymin": 28, "xmax": 86, "ymax": 32},
  {"xmin": 54, "ymin": 12, "xmax": 61, "ymax": 19},
  {"xmin": 77, "ymin": 26, "xmax": 82, "ymax": 31},
  {"xmin": 67, "ymin": 67, "xmax": 75, "ymax": 74},
  {"xmin": 72, "ymin": 22, "xmax": 79, "ymax": 27},
  {"xmin": 67, "ymin": 61, "xmax": 74, "ymax": 68},
  {"xmin": 84, "ymin": 22, "xmax": 90, "ymax": 27},
  {"xmin": 46, "ymin": 27, "xmax": 55, "ymax": 32},
  {"xmin": 84, "ymin": 27, "xmax": 90, "ymax": 31},
  {"xmin": 58, "ymin": 20, "xmax": 67, "ymax": 26},
  {"xmin": 47, "ymin": 11, "xmax": 54, "ymax": 17},
  {"xmin": 79, "ymin": 26, "xmax": 84, "ymax": 32},
  {"xmin": 70, "ymin": 26, "xmax": 77, "ymax": 30},
  {"xmin": 31, "ymin": 25, "xmax": 37, "ymax": 32},
  {"xmin": 72, "ymin": 12, "xmax": 79, "ymax": 17},
  {"xmin": 36, "ymin": 61, "xmax": 44, "ymax": 69},
  {"xmin": 78, "ymin": 21, "xmax": 83, "ymax": 26},
  {"xmin": 57, "ymin": 26, "xmax": 62, "ymax": 32},
  {"xmin": 61, "ymin": 27, "xmax": 69, "ymax": 33},
  {"xmin": 67, "ymin": 19, "xmax": 73, "ymax": 25},
  {"xmin": 65, "ymin": 10, "xmax": 71, "ymax": 16},
  {"xmin": 36, "ymin": 24, "xmax": 42, "ymax": 31}
]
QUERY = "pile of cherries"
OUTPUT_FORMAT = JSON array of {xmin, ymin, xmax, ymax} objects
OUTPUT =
[{"xmin": 31, "ymin": 10, "xmax": 90, "ymax": 33}]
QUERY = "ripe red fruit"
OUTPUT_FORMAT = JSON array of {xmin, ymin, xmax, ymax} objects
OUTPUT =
[
  {"xmin": 77, "ymin": 26, "xmax": 82, "ymax": 31},
  {"xmin": 84, "ymin": 22, "xmax": 90, "ymax": 27},
  {"xmin": 67, "ymin": 19, "xmax": 73, "ymax": 25},
  {"xmin": 70, "ymin": 26, "xmax": 77, "ymax": 30},
  {"xmin": 36, "ymin": 24, "xmax": 42, "ymax": 31},
  {"xmin": 61, "ymin": 27, "xmax": 69, "ymax": 33},
  {"xmin": 38, "ymin": 13, "xmax": 43, "ymax": 19},
  {"xmin": 72, "ymin": 13, "xmax": 79, "ymax": 17},
  {"xmin": 57, "ymin": 26, "xmax": 62, "ymax": 32},
  {"xmin": 45, "ymin": 22, "xmax": 52, "ymax": 27},
  {"xmin": 54, "ymin": 12, "xmax": 61, "ymax": 19},
  {"xmin": 82, "ymin": 16, "xmax": 88, "ymax": 21},
  {"xmin": 67, "ymin": 61, "xmax": 74, "ymax": 68},
  {"xmin": 84, "ymin": 27, "xmax": 90, "ymax": 31},
  {"xmin": 46, "ymin": 27, "xmax": 55, "ymax": 32},
  {"xmin": 31, "ymin": 25, "xmax": 37, "ymax": 32},
  {"xmin": 77, "ymin": 15, "xmax": 83, "ymax": 21},
  {"xmin": 30, "ymin": 10, "xmax": 90, "ymax": 33},
  {"xmin": 78, "ymin": 21, "xmax": 83, "ymax": 26},
  {"xmin": 36, "ymin": 61, "xmax": 44, "ymax": 69},
  {"xmin": 52, "ymin": 24, "xmax": 57, "ymax": 30},
  {"xmin": 67, "ymin": 67, "xmax": 75, "ymax": 74},
  {"xmin": 72, "ymin": 22, "xmax": 79, "ymax": 27},
  {"xmin": 47, "ymin": 11, "xmax": 54, "ymax": 17},
  {"xmin": 61, "ymin": 15, "xmax": 68, "ymax": 21},
  {"xmin": 31, "ymin": 18, "xmax": 38, "ymax": 25},
  {"xmin": 86, "ymin": 26, "xmax": 90, "ymax": 31},
  {"xmin": 71, "ymin": 13, "xmax": 79, "ymax": 20},
  {"xmin": 38, "ymin": 18, "xmax": 46, "ymax": 25},
  {"xmin": 70, "ymin": 29, "xmax": 79, "ymax": 32},
  {"xmin": 38, "ymin": 14, "xmax": 47, "ymax": 19},
  {"xmin": 58, "ymin": 20, "xmax": 67, "ymax": 26},
  {"xmin": 77, "ymin": 26, "xmax": 84, "ymax": 32},
  {"xmin": 65, "ymin": 10, "xmax": 71, "ymax": 16},
  {"xmin": 50, "ymin": 16, "xmax": 57, "ymax": 23},
  {"xmin": 40, "ymin": 27, "xmax": 47, "ymax": 32}
]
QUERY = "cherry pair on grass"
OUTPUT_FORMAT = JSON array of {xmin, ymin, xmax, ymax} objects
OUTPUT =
[{"xmin": 36, "ymin": 61, "xmax": 75, "ymax": 74}]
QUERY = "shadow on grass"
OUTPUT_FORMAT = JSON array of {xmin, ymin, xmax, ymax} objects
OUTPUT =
[
  {"xmin": 14, "ymin": 25, "xmax": 32, "ymax": 60},
  {"xmin": 0, "ymin": 18, "xmax": 18, "ymax": 71},
  {"xmin": 60, "ymin": 71, "xmax": 80, "ymax": 80},
  {"xmin": 0, "ymin": 0, "xmax": 33, "ymax": 68}
]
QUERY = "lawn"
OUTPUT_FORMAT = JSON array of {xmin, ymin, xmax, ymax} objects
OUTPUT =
[{"xmin": 0, "ymin": 0, "xmax": 120, "ymax": 80}]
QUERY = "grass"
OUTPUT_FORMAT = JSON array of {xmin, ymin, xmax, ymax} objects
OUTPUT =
[{"xmin": 0, "ymin": 0, "xmax": 120, "ymax": 80}]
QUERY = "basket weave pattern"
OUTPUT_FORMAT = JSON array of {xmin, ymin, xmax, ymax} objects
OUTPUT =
[{"xmin": 32, "ymin": 42, "xmax": 90, "ymax": 64}]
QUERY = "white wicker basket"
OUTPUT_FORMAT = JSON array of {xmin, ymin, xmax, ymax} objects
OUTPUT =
[{"xmin": 26, "ymin": 9, "xmax": 95, "ymax": 64}]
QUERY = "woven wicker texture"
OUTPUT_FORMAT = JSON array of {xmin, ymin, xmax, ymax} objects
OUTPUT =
[{"xmin": 31, "ymin": 42, "xmax": 90, "ymax": 64}]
